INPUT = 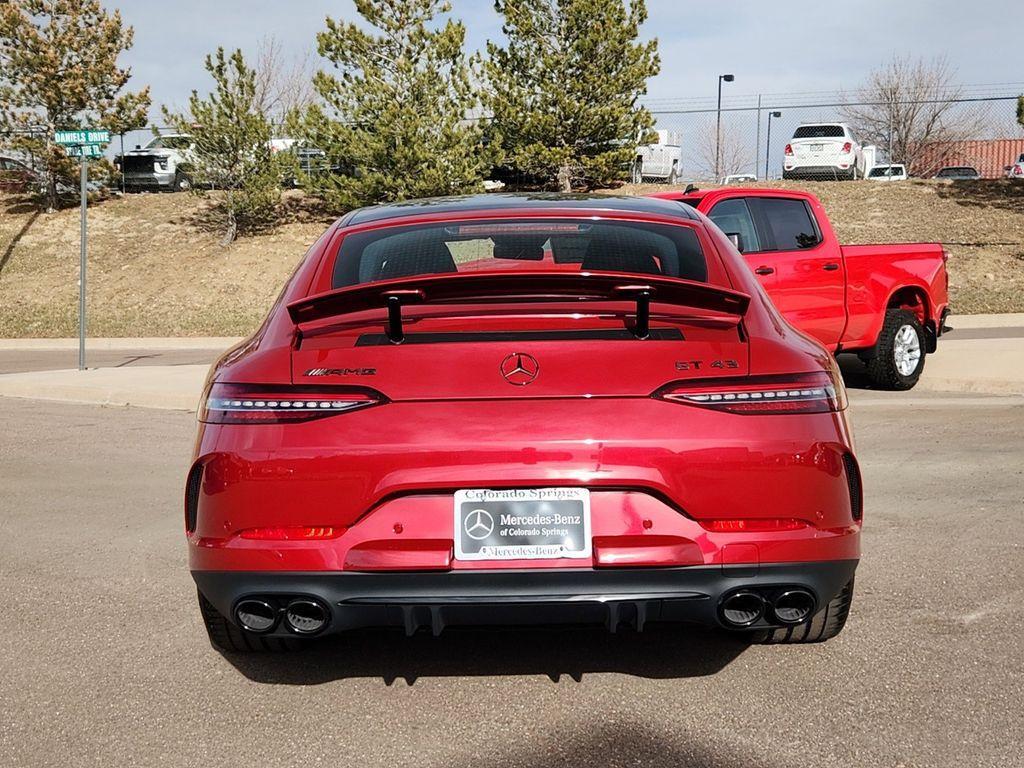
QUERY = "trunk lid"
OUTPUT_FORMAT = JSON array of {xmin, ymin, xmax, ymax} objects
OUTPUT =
[{"xmin": 288, "ymin": 272, "xmax": 751, "ymax": 400}]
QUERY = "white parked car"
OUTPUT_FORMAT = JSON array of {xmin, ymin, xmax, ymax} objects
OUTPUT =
[
  {"xmin": 720, "ymin": 173, "xmax": 757, "ymax": 184},
  {"xmin": 866, "ymin": 164, "xmax": 908, "ymax": 182},
  {"xmin": 631, "ymin": 129, "xmax": 681, "ymax": 183},
  {"xmin": 115, "ymin": 133, "xmax": 196, "ymax": 192},
  {"xmin": 783, "ymin": 123, "xmax": 868, "ymax": 181},
  {"xmin": 1005, "ymin": 153, "xmax": 1024, "ymax": 179}
]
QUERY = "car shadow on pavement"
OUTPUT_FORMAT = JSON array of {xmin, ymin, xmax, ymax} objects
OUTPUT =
[
  {"xmin": 442, "ymin": 722, "xmax": 759, "ymax": 768},
  {"xmin": 223, "ymin": 625, "xmax": 749, "ymax": 685},
  {"xmin": 836, "ymin": 353, "xmax": 875, "ymax": 389}
]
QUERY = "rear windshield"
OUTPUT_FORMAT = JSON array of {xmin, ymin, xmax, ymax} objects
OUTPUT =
[
  {"xmin": 868, "ymin": 166, "xmax": 903, "ymax": 177},
  {"xmin": 146, "ymin": 136, "xmax": 191, "ymax": 150},
  {"xmin": 793, "ymin": 125, "xmax": 845, "ymax": 139},
  {"xmin": 332, "ymin": 219, "xmax": 708, "ymax": 288},
  {"xmin": 936, "ymin": 167, "xmax": 977, "ymax": 177}
]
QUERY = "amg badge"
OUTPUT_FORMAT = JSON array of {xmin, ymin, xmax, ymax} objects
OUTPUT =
[{"xmin": 304, "ymin": 367, "xmax": 377, "ymax": 376}]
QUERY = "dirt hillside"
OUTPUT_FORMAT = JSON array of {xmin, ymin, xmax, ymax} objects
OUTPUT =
[{"xmin": 1, "ymin": 180, "xmax": 1022, "ymax": 337}]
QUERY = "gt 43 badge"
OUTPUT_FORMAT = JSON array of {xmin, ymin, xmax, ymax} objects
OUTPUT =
[{"xmin": 675, "ymin": 359, "xmax": 739, "ymax": 371}]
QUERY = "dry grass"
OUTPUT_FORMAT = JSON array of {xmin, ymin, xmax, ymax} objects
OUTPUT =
[
  {"xmin": 0, "ymin": 192, "xmax": 332, "ymax": 337},
  {"xmin": 1, "ymin": 179, "xmax": 1022, "ymax": 338}
]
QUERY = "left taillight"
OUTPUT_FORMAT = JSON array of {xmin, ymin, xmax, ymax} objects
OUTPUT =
[
  {"xmin": 656, "ymin": 371, "xmax": 847, "ymax": 415},
  {"xmin": 199, "ymin": 382, "xmax": 383, "ymax": 424},
  {"xmin": 841, "ymin": 142, "xmax": 852, "ymax": 154}
]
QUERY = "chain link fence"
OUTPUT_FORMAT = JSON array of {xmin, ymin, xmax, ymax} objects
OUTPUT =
[
  {"xmin": 4, "ymin": 86, "xmax": 1023, "ymax": 187},
  {"xmin": 643, "ymin": 85, "xmax": 1024, "ymax": 183}
]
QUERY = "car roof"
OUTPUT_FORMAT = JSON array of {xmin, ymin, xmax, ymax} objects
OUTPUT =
[{"xmin": 343, "ymin": 193, "xmax": 697, "ymax": 226}]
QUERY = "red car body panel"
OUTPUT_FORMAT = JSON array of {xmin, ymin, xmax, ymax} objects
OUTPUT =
[
  {"xmin": 187, "ymin": 194, "xmax": 861, "ymax": 639},
  {"xmin": 649, "ymin": 187, "xmax": 951, "ymax": 354}
]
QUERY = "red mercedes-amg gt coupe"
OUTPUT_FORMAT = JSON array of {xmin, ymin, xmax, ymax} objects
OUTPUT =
[{"xmin": 186, "ymin": 194, "xmax": 861, "ymax": 651}]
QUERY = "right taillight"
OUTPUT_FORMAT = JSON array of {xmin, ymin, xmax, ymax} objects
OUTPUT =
[
  {"xmin": 199, "ymin": 382, "xmax": 384, "ymax": 424},
  {"xmin": 784, "ymin": 143, "xmax": 793, "ymax": 156},
  {"xmin": 656, "ymin": 371, "xmax": 846, "ymax": 414}
]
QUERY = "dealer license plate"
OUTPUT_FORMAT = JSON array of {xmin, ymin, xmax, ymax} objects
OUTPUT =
[{"xmin": 454, "ymin": 488, "xmax": 591, "ymax": 561}]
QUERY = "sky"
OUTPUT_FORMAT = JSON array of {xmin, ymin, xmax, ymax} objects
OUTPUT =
[{"xmin": 113, "ymin": 0, "xmax": 1024, "ymax": 118}]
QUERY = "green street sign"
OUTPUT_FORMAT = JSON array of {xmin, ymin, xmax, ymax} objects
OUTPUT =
[
  {"xmin": 54, "ymin": 129, "xmax": 111, "ymax": 146},
  {"xmin": 65, "ymin": 144, "xmax": 104, "ymax": 158}
]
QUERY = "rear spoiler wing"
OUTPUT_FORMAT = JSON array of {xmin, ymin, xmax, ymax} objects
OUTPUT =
[{"xmin": 287, "ymin": 271, "xmax": 750, "ymax": 343}]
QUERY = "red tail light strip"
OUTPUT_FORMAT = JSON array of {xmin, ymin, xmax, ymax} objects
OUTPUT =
[
  {"xmin": 239, "ymin": 526, "xmax": 343, "ymax": 540},
  {"xmin": 700, "ymin": 518, "xmax": 809, "ymax": 532}
]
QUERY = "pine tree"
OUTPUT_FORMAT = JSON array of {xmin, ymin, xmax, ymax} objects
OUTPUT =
[
  {"xmin": 0, "ymin": 0, "xmax": 150, "ymax": 210},
  {"xmin": 485, "ymin": 0, "xmax": 659, "ymax": 191},
  {"xmin": 295, "ymin": 0, "xmax": 492, "ymax": 209},
  {"xmin": 164, "ymin": 48, "xmax": 283, "ymax": 245},
  {"xmin": 1017, "ymin": 95, "xmax": 1023, "ymax": 130}
]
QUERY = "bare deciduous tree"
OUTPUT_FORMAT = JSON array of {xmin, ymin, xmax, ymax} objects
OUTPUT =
[
  {"xmin": 841, "ymin": 55, "xmax": 983, "ymax": 176},
  {"xmin": 252, "ymin": 35, "xmax": 316, "ymax": 125},
  {"xmin": 696, "ymin": 121, "xmax": 754, "ymax": 180}
]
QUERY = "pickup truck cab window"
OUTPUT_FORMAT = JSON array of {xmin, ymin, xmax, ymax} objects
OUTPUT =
[
  {"xmin": 706, "ymin": 198, "xmax": 760, "ymax": 253},
  {"xmin": 757, "ymin": 197, "xmax": 822, "ymax": 250}
]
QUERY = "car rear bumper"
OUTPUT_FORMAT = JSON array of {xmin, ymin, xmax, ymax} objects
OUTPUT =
[
  {"xmin": 123, "ymin": 171, "xmax": 174, "ymax": 189},
  {"xmin": 782, "ymin": 164, "xmax": 853, "ymax": 177},
  {"xmin": 193, "ymin": 558, "xmax": 858, "ymax": 636}
]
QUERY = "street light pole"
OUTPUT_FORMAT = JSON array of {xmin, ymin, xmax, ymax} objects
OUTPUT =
[
  {"xmin": 715, "ymin": 73, "xmax": 734, "ymax": 181},
  {"xmin": 765, "ymin": 111, "xmax": 782, "ymax": 180}
]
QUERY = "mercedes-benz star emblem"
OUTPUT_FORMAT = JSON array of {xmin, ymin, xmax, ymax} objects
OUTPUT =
[
  {"xmin": 500, "ymin": 352, "xmax": 539, "ymax": 385},
  {"xmin": 464, "ymin": 509, "xmax": 494, "ymax": 540}
]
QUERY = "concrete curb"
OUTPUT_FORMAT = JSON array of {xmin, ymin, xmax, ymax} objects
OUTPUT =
[
  {"xmin": 946, "ymin": 313, "xmax": 1024, "ymax": 330},
  {"xmin": 0, "ymin": 365, "xmax": 207, "ymax": 411},
  {"xmin": 0, "ymin": 337, "xmax": 242, "ymax": 351}
]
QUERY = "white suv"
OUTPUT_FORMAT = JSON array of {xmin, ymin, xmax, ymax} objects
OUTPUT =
[{"xmin": 783, "ymin": 123, "xmax": 866, "ymax": 181}]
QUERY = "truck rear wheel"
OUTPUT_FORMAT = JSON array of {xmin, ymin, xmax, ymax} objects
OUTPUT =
[
  {"xmin": 748, "ymin": 578, "xmax": 854, "ymax": 644},
  {"xmin": 630, "ymin": 158, "xmax": 643, "ymax": 184},
  {"xmin": 865, "ymin": 309, "xmax": 926, "ymax": 390},
  {"xmin": 174, "ymin": 171, "xmax": 192, "ymax": 192}
]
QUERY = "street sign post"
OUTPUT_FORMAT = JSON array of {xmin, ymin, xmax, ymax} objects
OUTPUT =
[{"xmin": 55, "ymin": 128, "xmax": 110, "ymax": 370}]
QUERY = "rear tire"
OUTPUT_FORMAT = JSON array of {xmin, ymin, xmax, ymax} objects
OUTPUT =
[
  {"xmin": 748, "ymin": 578, "xmax": 854, "ymax": 644},
  {"xmin": 198, "ymin": 591, "xmax": 298, "ymax": 653},
  {"xmin": 174, "ymin": 170, "xmax": 192, "ymax": 192},
  {"xmin": 630, "ymin": 158, "xmax": 643, "ymax": 184},
  {"xmin": 865, "ymin": 309, "xmax": 926, "ymax": 390}
]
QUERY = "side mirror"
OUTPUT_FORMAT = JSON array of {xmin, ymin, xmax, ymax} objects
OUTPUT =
[{"xmin": 725, "ymin": 232, "xmax": 744, "ymax": 252}]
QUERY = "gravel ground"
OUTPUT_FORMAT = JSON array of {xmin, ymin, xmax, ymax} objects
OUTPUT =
[{"xmin": 0, "ymin": 394, "xmax": 1021, "ymax": 767}]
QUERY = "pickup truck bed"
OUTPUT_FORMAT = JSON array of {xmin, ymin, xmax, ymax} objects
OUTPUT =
[{"xmin": 650, "ymin": 187, "xmax": 950, "ymax": 390}]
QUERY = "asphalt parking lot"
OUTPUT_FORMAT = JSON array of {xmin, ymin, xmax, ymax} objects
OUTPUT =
[{"xmin": 1, "ymin": 393, "xmax": 1021, "ymax": 768}]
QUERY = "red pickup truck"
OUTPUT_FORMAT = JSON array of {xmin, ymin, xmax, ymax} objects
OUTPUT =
[{"xmin": 651, "ymin": 188, "xmax": 950, "ymax": 390}]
